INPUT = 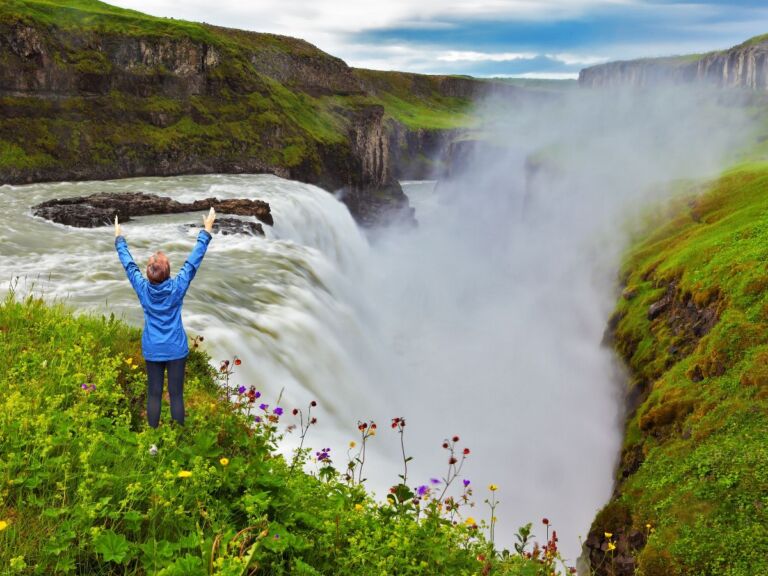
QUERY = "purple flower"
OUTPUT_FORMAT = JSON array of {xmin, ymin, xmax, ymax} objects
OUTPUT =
[
  {"xmin": 237, "ymin": 386, "xmax": 246, "ymax": 395},
  {"xmin": 255, "ymin": 391, "xmax": 261, "ymax": 399},
  {"xmin": 463, "ymin": 479, "xmax": 471, "ymax": 488},
  {"xmin": 274, "ymin": 407, "xmax": 284, "ymax": 416},
  {"xmin": 417, "ymin": 485, "xmax": 428, "ymax": 497},
  {"xmin": 316, "ymin": 447, "xmax": 331, "ymax": 462},
  {"xmin": 430, "ymin": 478, "xmax": 441, "ymax": 485},
  {"xmin": 81, "ymin": 383, "xmax": 88, "ymax": 390},
  {"xmin": 254, "ymin": 416, "xmax": 262, "ymax": 423},
  {"xmin": 259, "ymin": 403, "xmax": 268, "ymax": 411}
]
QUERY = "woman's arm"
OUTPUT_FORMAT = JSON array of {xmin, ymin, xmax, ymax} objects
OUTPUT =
[
  {"xmin": 114, "ymin": 215, "xmax": 147, "ymax": 294},
  {"xmin": 176, "ymin": 208, "xmax": 215, "ymax": 296}
]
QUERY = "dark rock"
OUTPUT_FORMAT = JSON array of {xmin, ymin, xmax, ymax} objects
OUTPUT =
[
  {"xmin": 186, "ymin": 217, "xmax": 264, "ymax": 236},
  {"xmin": 33, "ymin": 192, "xmax": 273, "ymax": 228},
  {"xmin": 647, "ymin": 293, "xmax": 672, "ymax": 320}
]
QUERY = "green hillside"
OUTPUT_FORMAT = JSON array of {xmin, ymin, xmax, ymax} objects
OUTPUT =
[{"xmin": 588, "ymin": 163, "xmax": 768, "ymax": 575}]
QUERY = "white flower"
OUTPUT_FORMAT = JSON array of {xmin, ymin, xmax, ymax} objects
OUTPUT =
[{"xmin": 149, "ymin": 444, "xmax": 158, "ymax": 456}]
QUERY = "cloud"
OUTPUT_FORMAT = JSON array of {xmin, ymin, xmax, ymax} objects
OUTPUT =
[{"xmin": 437, "ymin": 51, "xmax": 538, "ymax": 62}]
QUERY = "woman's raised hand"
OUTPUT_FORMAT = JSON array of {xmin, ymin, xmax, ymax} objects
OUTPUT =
[
  {"xmin": 115, "ymin": 215, "xmax": 122, "ymax": 237},
  {"xmin": 203, "ymin": 206, "xmax": 216, "ymax": 233}
]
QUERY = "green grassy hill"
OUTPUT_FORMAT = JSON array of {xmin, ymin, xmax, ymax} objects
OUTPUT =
[
  {"xmin": 585, "ymin": 163, "xmax": 768, "ymax": 575},
  {"xmin": 0, "ymin": 293, "xmax": 565, "ymax": 575}
]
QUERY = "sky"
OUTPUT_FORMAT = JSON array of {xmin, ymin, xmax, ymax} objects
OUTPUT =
[{"xmin": 109, "ymin": 0, "xmax": 768, "ymax": 78}]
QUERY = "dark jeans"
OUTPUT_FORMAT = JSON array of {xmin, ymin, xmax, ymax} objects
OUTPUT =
[{"xmin": 145, "ymin": 357, "xmax": 187, "ymax": 428}]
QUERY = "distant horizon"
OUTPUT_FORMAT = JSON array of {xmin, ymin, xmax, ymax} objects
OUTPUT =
[{"xmin": 108, "ymin": 0, "xmax": 768, "ymax": 78}]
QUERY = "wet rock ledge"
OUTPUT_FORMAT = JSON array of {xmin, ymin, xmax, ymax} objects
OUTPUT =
[{"xmin": 33, "ymin": 192, "xmax": 272, "ymax": 236}]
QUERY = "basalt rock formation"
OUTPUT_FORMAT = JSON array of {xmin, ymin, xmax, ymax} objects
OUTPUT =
[
  {"xmin": 32, "ymin": 192, "xmax": 273, "ymax": 232},
  {"xmin": 579, "ymin": 35, "xmax": 768, "ymax": 90}
]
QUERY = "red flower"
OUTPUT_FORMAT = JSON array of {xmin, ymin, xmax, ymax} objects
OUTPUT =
[
  {"xmin": 542, "ymin": 518, "xmax": 550, "ymax": 525},
  {"xmin": 463, "ymin": 448, "xmax": 470, "ymax": 455},
  {"xmin": 310, "ymin": 400, "xmax": 317, "ymax": 407},
  {"xmin": 442, "ymin": 442, "xmax": 449, "ymax": 449},
  {"xmin": 452, "ymin": 435, "xmax": 459, "ymax": 442},
  {"xmin": 234, "ymin": 357, "xmax": 242, "ymax": 366},
  {"xmin": 292, "ymin": 408, "xmax": 299, "ymax": 416},
  {"xmin": 310, "ymin": 417, "xmax": 317, "ymax": 424},
  {"xmin": 449, "ymin": 457, "xmax": 457, "ymax": 465}
]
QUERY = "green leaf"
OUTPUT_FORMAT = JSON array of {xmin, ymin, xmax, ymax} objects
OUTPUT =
[{"xmin": 94, "ymin": 530, "xmax": 133, "ymax": 564}]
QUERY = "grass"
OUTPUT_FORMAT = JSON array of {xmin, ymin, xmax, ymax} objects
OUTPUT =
[
  {"xmin": 594, "ymin": 162, "xmax": 768, "ymax": 575},
  {"xmin": 0, "ymin": 292, "xmax": 567, "ymax": 575}
]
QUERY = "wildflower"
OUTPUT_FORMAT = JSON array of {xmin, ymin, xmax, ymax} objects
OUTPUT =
[
  {"xmin": 417, "ymin": 485, "xmax": 428, "ymax": 497},
  {"xmin": 274, "ymin": 407, "xmax": 284, "ymax": 416},
  {"xmin": 219, "ymin": 457, "xmax": 229, "ymax": 466},
  {"xmin": 463, "ymin": 479, "xmax": 471, "ymax": 487},
  {"xmin": 149, "ymin": 444, "xmax": 158, "ymax": 456},
  {"xmin": 489, "ymin": 484, "xmax": 498, "ymax": 492},
  {"xmin": 449, "ymin": 457, "xmax": 457, "ymax": 465},
  {"xmin": 310, "ymin": 400, "xmax": 317, "ymax": 407},
  {"xmin": 254, "ymin": 416, "xmax": 262, "ymax": 423},
  {"xmin": 465, "ymin": 517, "xmax": 476, "ymax": 526},
  {"xmin": 452, "ymin": 435, "xmax": 459, "ymax": 442},
  {"xmin": 259, "ymin": 403, "xmax": 268, "ymax": 411},
  {"xmin": 354, "ymin": 503, "xmax": 363, "ymax": 511},
  {"xmin": 463, "ymin": 447, "xmax": 470, "ymax": 455},
  {"xmin": 292, "ymin": 408, "xmax": 299, "ymax": 416},
  {"xmin": 604, "ymin": 532, "xmax": 613, "ymax": 539},
  {"xmin": 370, "ymin": 422, "xmax": 377, "ymax": 429},
  {"xmin": 237, "ymin": 386, "xmax": 246, "ymax": 395},
  {"xmin": 316, "ymin": 448, "xmax": 331, "ymax": 462},
  {"xmin": 542, "ymin": 518, "xmax": 549, "ymax": 525},
  {"xmin": 607, "ymin": 542, "xmax": 616, "ymax": 552},
  {"xmin": 125, "ymin": 358, "xmax": 133, "ymax": 365},
  {"xmin": 81, "ymin": 383, "xmax": 88, "ymax": 389},
  {"xmin": 430, "ymin": 478, "xmax": 441, "ymax": 485},
  {"xmin": 177, "ymin": 470, "xmax": 192, "ymax": 478},
  {"xmin": 234, "ymin": 357, "xmax": 242, "ymax": 366},
  {"xmin": 369, "ymin": 429, "xmax": 376, "ymax": 436},
  {"xmin": 0, "ymin": 520, "xmax": 8, "ymax": 531},
  {"xmin": 442, "ymin": 442, "xmax": 449, "ymax": 449},
  {"xmin": 646, "ymin": 523, "xmax": 652, "ymax": 529},
  {"xmin": 349, "ymin": 441, "xmax": 356, "ymax": 449},
  {"xmin": 310, "ymin": 417, "xmax": 317, "ymax": 424}
]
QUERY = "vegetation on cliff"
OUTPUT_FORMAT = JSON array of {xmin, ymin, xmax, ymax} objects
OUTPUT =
[
  {"xmin": 0, "ymin": 292, "xmax": 578, "ymax": 575},
  {"xmin": 588, "ymin": 163, "xmax": 768, "ymax": 575}
]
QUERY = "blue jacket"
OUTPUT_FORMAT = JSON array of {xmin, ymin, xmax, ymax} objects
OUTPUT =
[{"xmin": 116, "ymin": 231, "xmax": 212, "ymax": 361}]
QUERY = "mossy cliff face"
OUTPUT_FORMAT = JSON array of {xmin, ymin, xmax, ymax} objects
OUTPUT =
[
  {"xmin": 584, "ymin": 165, "xmax": 768, "ymax": 576},
  {"xmin": 579, "ymin": 36, "xmax": 768, "ymax": 89},
  {"xmin": 0, "ymin": 0, "xmax": 498, "ymax": 224}
]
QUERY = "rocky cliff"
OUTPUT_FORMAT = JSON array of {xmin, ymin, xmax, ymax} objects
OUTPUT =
[
  {"xmin": 579, "ymin": 35, "xmax": 768, "ymax": 90},
  {"xmin": 0, "ymin": 0, "xmax": 504, "ymax": 226}
]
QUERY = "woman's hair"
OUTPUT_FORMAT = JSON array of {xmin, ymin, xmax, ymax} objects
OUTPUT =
[{"xmin": 147, "ymin": 252, "xmax": 171, "ymax": 284}]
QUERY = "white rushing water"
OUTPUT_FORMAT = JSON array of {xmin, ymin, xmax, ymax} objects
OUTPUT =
[{"xmin": 0, "ymin": 88, "xmax": 750, "ymax": 564}]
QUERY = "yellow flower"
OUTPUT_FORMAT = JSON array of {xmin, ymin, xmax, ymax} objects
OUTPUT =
[
  {"xmin": 607, "ymin": 542, "xmax": 616, "ymax": 551},
  {"xmin": 177, "ymin": 470, "xmax": 192, "ymax": 478},
  {"xmin": 125, "ymin": 358, "xmax": 133, "ymax": 365},
  {"xmin": 369, "ymin": 430, "xmax": 376, "ymax": 436},
  {"xmin": 354, "ymin": 503, "xmax": 363, "ymax": 511},
  {"xmin": 488, "ymin": 484, "xmax": 498, "ymax": 492},
  {"xmin": 646, "ymin": 523, "xmax": 652, "ymax": 529},
  {"xmin": 349, "ymin": 441, "xmax": 357, "ymax": 449},
  {"xmin": 0, "ymin": 520, "xmax": 8, "ymax": 531},
  {"xmin": 219, "ymin": 458, "xmax": 229, "ymax": 467},
  {"xmin": 465, "ymin": 517, "xmax": 476, "ymax": 526},
  {"xmin": 604, "ymin": 532, "xmax": 613, "ymax": 539}
]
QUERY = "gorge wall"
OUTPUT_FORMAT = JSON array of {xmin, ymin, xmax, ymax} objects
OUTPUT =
[{"xmin": 579, "ymin": 36, "xmax": 768, "ymax": 90}]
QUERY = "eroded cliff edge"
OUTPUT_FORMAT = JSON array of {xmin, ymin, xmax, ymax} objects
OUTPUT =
[{"xmin": 579, "ymin": 35, "xmax": 768, "ymax": 90}]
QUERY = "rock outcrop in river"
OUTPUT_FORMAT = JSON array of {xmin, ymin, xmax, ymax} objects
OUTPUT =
[{"xmin": 33, "ymin": 192, "xmax": 272, "ymax": 235}]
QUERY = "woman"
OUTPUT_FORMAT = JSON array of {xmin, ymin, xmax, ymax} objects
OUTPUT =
[{"xmin": 115, "ymin": 208, "xmax": 216, "ymax": 428}]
